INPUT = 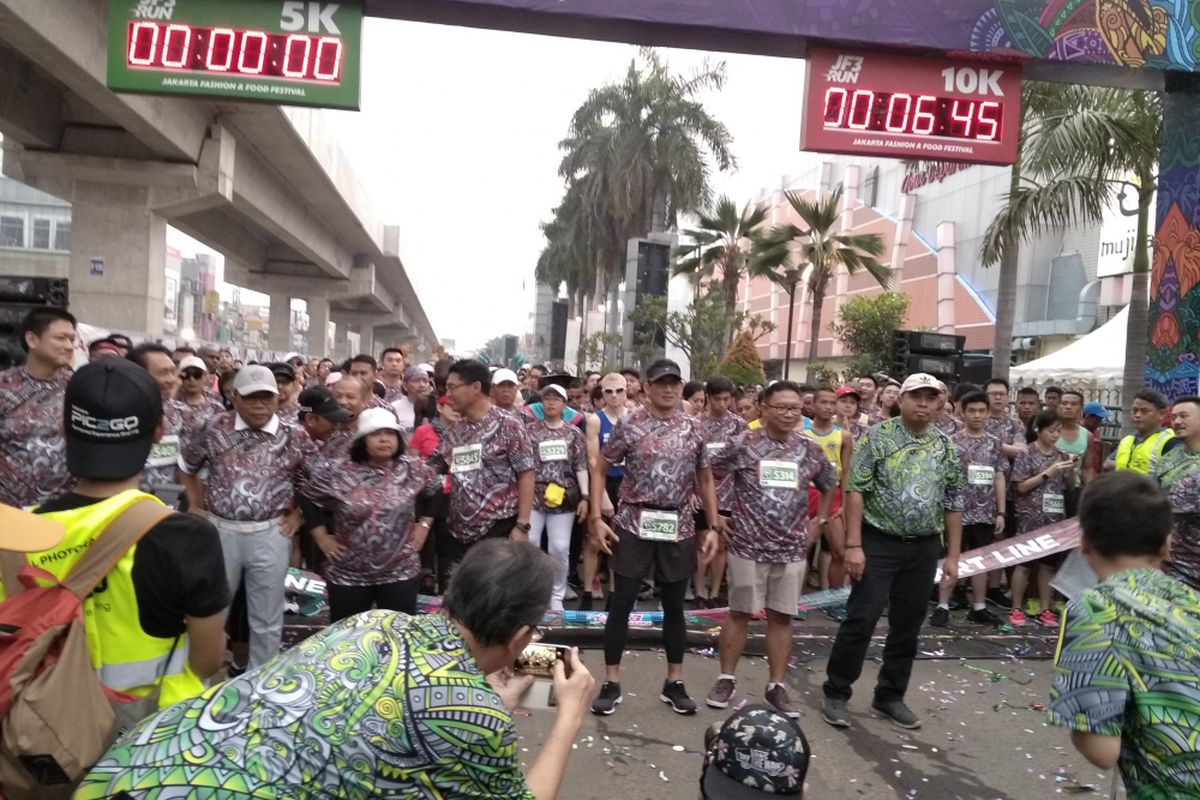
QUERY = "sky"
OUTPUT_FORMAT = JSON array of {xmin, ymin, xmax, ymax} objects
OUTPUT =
[{"xmin": 173, "ymin": 18, "xmax": 810, "ymax": 351}]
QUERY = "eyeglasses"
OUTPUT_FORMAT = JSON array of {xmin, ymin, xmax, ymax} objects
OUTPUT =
[
  {"xmin": 602, "ymin": 387, "xmax": 626, "ymax": 395},
  {"xmin": 445, "ymin": 381, "xmax": 464, "ymax": 392},
  {"xmin": 765, "ymin": 404, "xmax": 805, "ymax": 415}
]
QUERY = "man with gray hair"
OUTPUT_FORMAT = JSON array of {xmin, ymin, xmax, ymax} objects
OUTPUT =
[{"xmin": 78, "ymin": 539, "xmax": 597, "ymax": 800}]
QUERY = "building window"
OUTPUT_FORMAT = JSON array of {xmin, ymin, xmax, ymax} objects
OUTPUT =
[
  {"xmin": 31, "ymin": 219, "xmax": 50, "ymax": 249},
  {"xmin": 53, "ymin": 221, "xmax": 70, "ymax": 251},
  {"xmin": 0, "ymin": 216, "xmax": 24, "ymax": 248}
]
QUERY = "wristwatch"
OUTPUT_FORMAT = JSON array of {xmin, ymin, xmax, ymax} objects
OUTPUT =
[{"xmin": 514, "ymin": 520, "xmax": 532, "ymax": 533}]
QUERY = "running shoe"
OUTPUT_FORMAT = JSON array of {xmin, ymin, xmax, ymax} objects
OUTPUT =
[
  {"xmin": 1035, "ymin": 608, "xmax": 1060, "ymax": 628},
  {"xmin": 705, "ymin": 677, "xmax": 736, "ymax": 709},
  {"xmin": 929, "ymin": 607, "xmax": 950, "ymax": 627},
  {"xmin": 1008, "ymin": 608, "xmax": 1027, "ymax": 627},
  {"xmin": 764, "ymin": 684, "xmax": 799, "ymax": 718},
  {"xmin": 591, "ymin": 681, "xmax": 622, "ymax": 715},
  {"xmin": 660, "ymin": 680, "xmax": 698, "ymax": 715}
]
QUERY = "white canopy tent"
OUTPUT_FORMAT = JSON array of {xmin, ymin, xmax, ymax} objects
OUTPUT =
[{"xmin": 1010, "ymin": 306, "xmax": 1127, "ymax": 384}]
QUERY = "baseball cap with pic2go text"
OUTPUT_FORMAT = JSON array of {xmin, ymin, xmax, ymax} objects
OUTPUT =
[{"xmin": 64, "ymin": 358, "xmax": 164, "ymax": 482}]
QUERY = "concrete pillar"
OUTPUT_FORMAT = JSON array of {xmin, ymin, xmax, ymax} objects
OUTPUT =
[
  {"xmin": 306, "ymin": 297, "xmax": 330, "ymax": 357},
  {"xmin": 1146, "ymin": 74, "xmax": 1200, "ymax": 398},
  {"xmin": 842, "ymin": 165, "xmax": 860, "ymax": 230},
  {"xmin": 268, "ymin": 292, "xmax": 291, "ymax": 354},
  {"xmin": 891, "ymin": 193, "xmax": 917, "ymax": 287},
  {"xmin": 936, "ymin": 222, "xmax": 957, "ymax": 334},
  {"xmin": 357, "ymin": 324, "xmax": 374, "ymax": 357},
  {"xmin": 68, "ymin": 182, "xmax": 166, "ymax": 336}
]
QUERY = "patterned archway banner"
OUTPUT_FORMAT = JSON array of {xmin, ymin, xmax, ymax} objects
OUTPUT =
[{"xmin": 373, "ymin": 1, "xmax": 1200, "ymax": 71}]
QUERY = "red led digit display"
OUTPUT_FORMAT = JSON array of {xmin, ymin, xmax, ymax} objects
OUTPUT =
[
  {"xmin": 126, "ymin": 21, "xmax": 343, "ymax": 83},
  {"xmin": 821, "ymin": 88, "xmax": 1003, "ymax": 141},
  {"xmin": 801, "ymin": 48, "xmax": 1021, "ymax": 166}
]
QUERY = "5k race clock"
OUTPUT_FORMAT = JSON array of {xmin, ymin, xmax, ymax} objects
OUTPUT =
[
  {"xmin": 107, "ymin": 0, "xmax": 362, "ymax": 110},
  {"xmin": 801, "ymin": 47, "xmax": 1022, "ymax": 166}
]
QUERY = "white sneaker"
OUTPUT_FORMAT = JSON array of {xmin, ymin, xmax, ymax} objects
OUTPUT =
[
  {"xmin": 685, "ymin": 585, "xmax": 695, "ymax": 601},
  {"xmin": 564, "ymin": 586, "xmax": 578, "ymax": 601}
]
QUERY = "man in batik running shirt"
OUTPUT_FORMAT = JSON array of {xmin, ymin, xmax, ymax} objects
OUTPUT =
[
  {"xmin": 985, "ymin": 377, "xmax": 1026, "ymax": 459},
  {"xmin": 429, "ymin": 359, "xmax": 535, "ymax": 563},
  {"xmin": 705, "ymin": 381, "xmax": 836, "ymax": 719},
  {"xmin": 588, "ymin": 358, "xmax": 721, "ymax": 718},
  {"xmin": 1153, "ymin": 396, "xmax": 1200, "ymax": 590},
  {"xmin": 0, "ymin": 306, "xmax": 75, "ymax": 507},
  {"xmin": 932, "ymin": 390, "xmax": 1006, "ymax": 627},
  {"xmin": 695, "ymin": 375, "xmax": 748, "ymax": 606},
  {"xmin": 1047, "ymin": 471, "xmax": 1200, "ymax": 799},
  {"xmin": 822, "ymin": 373, "xmax": 963, "ymax": 732}
]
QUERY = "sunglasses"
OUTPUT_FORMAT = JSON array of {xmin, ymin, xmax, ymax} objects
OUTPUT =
[
  {"xmin": 602, "ymin": 387, "xmax": 626, "ymax": 395},
  {"xmin": 181, "ymin": 371, "xmax": 205, "ymax": 380}
]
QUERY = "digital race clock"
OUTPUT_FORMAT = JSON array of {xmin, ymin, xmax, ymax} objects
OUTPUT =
[
  {"xmin": 107, "ymin": 0, "xmax": 362, "ymax": 111},
  {"xmin": 801, "ymin": 48, "xmax": 1021, "ymax": 166}
]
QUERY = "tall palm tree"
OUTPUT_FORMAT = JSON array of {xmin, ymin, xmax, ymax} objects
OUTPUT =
[
  {"xmin": 673, "ymin": 195, "xmax": 769, "ymax": 345},
  {"xmin": 753, "ymin": 186, "xmax": 889, "ymax": 384},
  {"xmin": 980, "ymin": 85, "xmax": 1161, "ymax": 410},
  {"xmin": 557, "ymin": 49, "xmax": 737, "ymax": 341}
]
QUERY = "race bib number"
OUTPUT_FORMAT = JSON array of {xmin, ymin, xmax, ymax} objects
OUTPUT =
[
  {"xmin": 539, "ymin": 439, "xmax": 568, "ymax": 462},
  {"xmin": 1043, "ymin": 493, "xmax": 1064, "ymax": 515},
  {"xmin": 450, "ymin": 443, "xmax": 483, "ymax": 474},
  {"xmin": 705, "ymin": 442, "xmax": 726, "ymax": 455},
  {"xmin": 638, "ymin": 509, "xmax": 680, "ymax": 542},
  {"xmin": 146, "ymin": 434, "xmax": 180, "ymax": 468},
  {"xmin": 759, "ymin": 460, "xmax": 799, "ymax": 489},
  {"xmin": 967, "ymin": 465, "xmax": 995, "ymax": 486}
]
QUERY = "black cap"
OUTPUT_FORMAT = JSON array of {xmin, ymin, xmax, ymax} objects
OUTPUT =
[
  {"xmin": 645, "ymin": 358, "xmax": 683, "ymax": 383},
  {"xmin": 702, "ymin": 705, "xmax": 809, "ymax": 798},
  {"xmin": 266, "ymin": 361, "xmax": 297, "ymax": 383},
  {"xmin": 297, "ymin": 386, "xmax": 351, "ymax": 422},
  {"xmin": 65, "ymin": 359, "xmax": 163, "ymax": 481}
]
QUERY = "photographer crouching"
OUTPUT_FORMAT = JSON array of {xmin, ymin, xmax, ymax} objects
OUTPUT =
[{"xmin": 75, "ymin": 539, "xmax": 595, "ymax": 800}]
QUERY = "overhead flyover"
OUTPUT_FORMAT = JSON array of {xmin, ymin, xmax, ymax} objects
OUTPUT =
[{"xmin": 0, "ymin": 0, "xmax": 435, "ymax": 357}]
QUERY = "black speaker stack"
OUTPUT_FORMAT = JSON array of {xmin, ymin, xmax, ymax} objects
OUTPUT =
[
  {"xmin": 0, "ymin": 276, "xmax": 69, "ymax": 370},
  {"xmin": 890, "ymin": 330, "xmax": 965, "ymax": 383}
]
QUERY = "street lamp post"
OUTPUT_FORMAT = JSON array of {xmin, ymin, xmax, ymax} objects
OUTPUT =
[{"xmin": 783, "ymin": 268, "xmax": 801, "ymax": 381}]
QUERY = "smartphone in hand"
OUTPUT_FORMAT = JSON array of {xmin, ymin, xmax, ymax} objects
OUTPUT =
[{"xmin": 514, "ymin": 644, "xmax": 571, "ymax": 710}]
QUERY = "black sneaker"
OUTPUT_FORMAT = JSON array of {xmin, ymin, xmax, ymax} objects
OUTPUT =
[
  {"xmin": 577, "ymin": 592, "xmax": 594, "ymax": 612},
  {"xmin": 821, "ymin": 697, "xmax": 851, "ymax": 728},
  {"xmin": 929, "ymin": 606, "xmax": 950, "ymax": 627},
  {"xmin": 591, "ymin": 681, "xmax": 622, "ymax": 715},
  {"xmin": 660, "ymin": 680, "xmax": 698, "ymax": 715},
  {"xmin": 967, "ymin": 607, "xmax": 1002, "ymax": 625},
  {"xmin": 638, "ymin": 582, "xmax": 655, "ymax": 601},
  {"xmin": 872, "ymin": 699, "xmax": 921, "ymax": 729},
  {"xmin": 986, "ymin": 587, "xmax": 1010, "ymax": 607}
]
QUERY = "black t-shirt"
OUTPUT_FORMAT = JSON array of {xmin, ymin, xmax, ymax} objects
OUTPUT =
[{"xmin": 34, "ymin": 494, "xmax": 230, "ymax": 638}]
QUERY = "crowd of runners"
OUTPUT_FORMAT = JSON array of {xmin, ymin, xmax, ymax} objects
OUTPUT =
[{"xmin": 1, "ymin": 304, "xmax": 1198, "ymax": 798}]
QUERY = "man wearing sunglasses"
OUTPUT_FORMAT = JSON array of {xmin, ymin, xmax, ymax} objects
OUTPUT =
[
  {"xmin": 176, "ymin": 355, "xmax": 225, "ymax": 429},
  {"xmin": 579, "ymin": 373, "xmax": 631, "ymax": 610}
]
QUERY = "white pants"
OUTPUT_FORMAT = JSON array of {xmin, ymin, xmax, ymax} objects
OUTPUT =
[
  {"xmin": 530, "ymin": 508, "xmax": 574, "ymax": 611},
  {"xmin": 214, "ymin": 516, "xmax": 291, "ymax": 669}
]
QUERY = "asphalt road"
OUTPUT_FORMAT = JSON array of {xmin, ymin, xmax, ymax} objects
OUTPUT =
[{"xmin": 515, "ymin": 615, "xmax": 1120, "ymax": 800}]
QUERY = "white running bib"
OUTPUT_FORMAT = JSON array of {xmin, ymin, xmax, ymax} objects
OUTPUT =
[
  {"xmin": 637, "ymin": 509, "xmax": 680, "ymax": 542},
  {"xmin": 450, "ymin": 443, "xmax": 483, "ymax": 474}
]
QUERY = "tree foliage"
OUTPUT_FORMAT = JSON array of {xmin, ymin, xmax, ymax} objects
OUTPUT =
[
  {"xmin": 575, "ymin": 331, "xmax": 624, "ymax": 375},
  {"xmin": 831, "ymin": 292, "xmax": 911, "ymax": 379},
  {"xmin": 626, "ymin": 288, "xmax": 774, "ymax": 378},
  {"xmin": 752, "ymin": 185, "xmax": 889, "ymax": 384},
  {"xmin": 719, "ymin": 329, "xmax": 766, "ymax": 386}
]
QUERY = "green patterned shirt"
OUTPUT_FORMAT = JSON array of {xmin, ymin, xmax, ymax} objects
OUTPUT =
[
  {"xmin": 1048, "ymin": 569, "xmax": 1200, "ymax": 800},
  {"xmin": 848, "ymin": 417, "xmax": 963, "ymax": 536},
  {"xmin": 75, "ymin": 611, "xmax": 535, "ymax": 800}
]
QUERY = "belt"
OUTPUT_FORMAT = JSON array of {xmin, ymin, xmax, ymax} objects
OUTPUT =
[
  {"xmin": 212, "ymin": 516, "xmax": 283, "ymax": 534},
  {"xmin": 864, "ymin": 524, "xmax": 938, "ymax": 544}
]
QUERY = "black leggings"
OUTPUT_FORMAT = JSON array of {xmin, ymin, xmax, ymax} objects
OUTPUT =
[
  {"xmin": 327, "ymin": 579, "xmax": 419, "ymax": 623},
  {"xmin": 603, "ymin": 574, "xmax": 688, "ymax": 666}
]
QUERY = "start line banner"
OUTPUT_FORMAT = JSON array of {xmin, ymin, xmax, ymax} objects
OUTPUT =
[{"xmin": 284, "ymin": 518, "xmax": 1082, "ymax": 626}]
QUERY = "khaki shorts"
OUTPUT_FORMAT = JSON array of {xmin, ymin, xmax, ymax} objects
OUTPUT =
[{"xmin": 726, "ymin": 554, "xmax": 805, "ymax": 615}]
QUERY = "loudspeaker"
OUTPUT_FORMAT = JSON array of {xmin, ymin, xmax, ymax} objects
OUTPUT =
[
  {"xmin": 0, "ymin": 277, "xmax": 70, "ymax": 370},
  {"xmin": 891, "ymin": 329, "xmax": 965, "ymax": 381}
]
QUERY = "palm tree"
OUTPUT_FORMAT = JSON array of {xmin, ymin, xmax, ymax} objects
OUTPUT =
[
  {"xmin": 753, "ymin": 186, "xmax": 890, "ymax": 384},
  {"xmin": 557, "ymin": 49, "xmax": 737, "ymax": 341},
  {"xmin": 980, "ymin": 85, "xmax": 1161, "ymax": 410},
  {"xmin": 673, "ymin": 195, "xmax": 769, "ymax": 345}
]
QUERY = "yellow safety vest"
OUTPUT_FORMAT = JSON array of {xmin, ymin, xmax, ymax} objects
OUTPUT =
[
  {"xmin": 1, "ymin": 490, "xmax": 204, "ymax": 709},
  {"xmin": 1114, "ymin": 429, "xmax": 1175, "ymax": 475}
]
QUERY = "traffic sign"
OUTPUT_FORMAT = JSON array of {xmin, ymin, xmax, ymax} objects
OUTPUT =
[{"xmin": 107, "ymin": 0, "xmax": 362, "ymax": 110}]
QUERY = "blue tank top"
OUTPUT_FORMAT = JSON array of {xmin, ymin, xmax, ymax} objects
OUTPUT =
[{"xmin": 597, "ymin": 409, "xmax": 625, "ymax": 478}]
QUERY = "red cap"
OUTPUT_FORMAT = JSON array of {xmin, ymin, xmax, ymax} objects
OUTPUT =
[
  {"xmin": 835, "ymin": 385, "xmax": 861, "ymax": 399},
  {"xmin": 436, "ymin": 394, "xmax": 452, "ymax": 406}
]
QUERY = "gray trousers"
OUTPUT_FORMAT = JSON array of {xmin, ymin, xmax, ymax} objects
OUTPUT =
[{"xmin": 213, "ymin": 516, "xmax": 291, "ymax": 669}]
